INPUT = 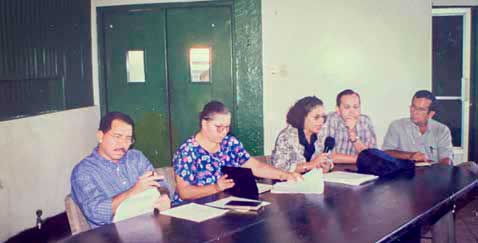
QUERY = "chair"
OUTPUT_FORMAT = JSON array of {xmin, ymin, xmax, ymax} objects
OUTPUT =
[
  {"xmin": 64, "ymin": 194, "xmax": 90, "ymax": 235},
  {"xmin": 155, "ymin": 166, "xmax": 176, "ymax": 198}
]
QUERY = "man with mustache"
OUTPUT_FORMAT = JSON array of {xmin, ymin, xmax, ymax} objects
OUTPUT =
[{"xmin": 70, "ymin": 112, "xmax": 171, "ymax": 228}]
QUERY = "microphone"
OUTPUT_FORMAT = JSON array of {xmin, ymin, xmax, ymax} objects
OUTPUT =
[{"xmin": 323, "ymin": 136, "xmax": 335, "ymax": 153}]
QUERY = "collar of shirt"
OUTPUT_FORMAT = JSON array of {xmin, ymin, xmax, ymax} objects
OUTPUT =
[{"xmin": 407, "ymin": 118, "xmax": 432, "ymax": 136}]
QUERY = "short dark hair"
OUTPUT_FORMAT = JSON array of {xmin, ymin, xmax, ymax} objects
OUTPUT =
[
  {"xmin": 199, "ymin": 100, "xmax": 230, "ymax": 126},
  {"xmin": 336, "ymin": 89, "xmax": 360, "ymax": 107},
  {"xmin": 413, "ymin": 90, "xmax": 437, "ymax": 112},
  {"xmin": 286, "ymin": 96, "xmax": 324, "ymax": 129},
  {"xmin": 99, "ymin": 112, "xmax": 135, "ymax": 134}
]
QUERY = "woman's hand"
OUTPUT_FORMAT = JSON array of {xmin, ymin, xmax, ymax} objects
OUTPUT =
[
  {"xmin": 279, "ymin": 171, "xmax": 303, "ymax": 182},
  {"xmin": 215, "ymin": 174, "xmax": 235, "ymax": 192}
]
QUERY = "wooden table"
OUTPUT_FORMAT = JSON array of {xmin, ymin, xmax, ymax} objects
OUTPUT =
[{"xmin": 62, "ymin": 163, "xmax": 478, "ymax": 243}]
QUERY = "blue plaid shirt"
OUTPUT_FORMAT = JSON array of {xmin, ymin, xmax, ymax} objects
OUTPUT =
[{"xmin": 71, "ymin": 147, "xmax": 156, "ymax": 228}]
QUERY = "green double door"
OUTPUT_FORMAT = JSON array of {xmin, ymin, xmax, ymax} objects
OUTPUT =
[{"xmin": 102, "ymin": 6, "xmax": 233, "ymax": 167}]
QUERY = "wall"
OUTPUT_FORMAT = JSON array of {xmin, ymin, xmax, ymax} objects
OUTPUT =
[
  {"xmin": 433, "ymin": 0, "xmax": 478, "ymax": 5},
  {"xmin": 0, "ymin": 107, "xmax": 99, "ymax": 241},
  {"xmin": 262, "ymin": 0, "xmax": 432, "ymax": 153}
]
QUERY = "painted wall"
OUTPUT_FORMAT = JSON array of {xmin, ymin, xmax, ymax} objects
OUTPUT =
[
  {"xmin": 433, "ymin": 0, "xmax": 478, "ymax": 6},
  {"xmin": 262, "ymin": 0, "xmax": 432, "ymax": 153},
  {"xmin": 0, "ymin": 107, "xmax": 100, "ymax": 241}
]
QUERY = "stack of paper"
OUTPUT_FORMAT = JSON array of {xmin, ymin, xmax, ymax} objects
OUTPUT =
[
  {"xmin": 206, "ymin": 196, "xmax": 270, "ymax": 209},
  {"xmin": 113, "ymin": 188, "xmax": 160, "ymax": 223},
  {"xmin": 256, "ymin": 183, "xmax": 273, "ymax": 193},
  {"xmin": 271, "ymin": 169, "xmax": 324, "ymax": 194},
  {"xmin": 323, "ymin": 171, "xmax": 378, "ymax": 186},
  {"xmin": 160, "ymin": 203, "xmax": 228, "ymax": 222}
]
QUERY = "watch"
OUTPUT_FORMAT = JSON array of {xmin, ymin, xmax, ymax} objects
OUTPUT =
[{"xmin": 349, "ymin": 134, "xmax": 358, "ymax": 143}]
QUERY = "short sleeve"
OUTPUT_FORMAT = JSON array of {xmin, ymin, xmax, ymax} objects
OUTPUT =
[
  {"xmin": 382, "ymin": 121, "xmax": 400, "ymax": 150},
  {"xmin": 436, "ymin": 126, "xmax": 453, "ymax": 161},
  {"xmin": 173, "ymin": 144, "xmax": 196, "ymax": 185},
  {"xmin": 364, "ymin": 116, "xmax": 377, "ymax": 148},
  {"xmin": 225, "ymin": 136, "xmax": 250, "ymax": 166}
]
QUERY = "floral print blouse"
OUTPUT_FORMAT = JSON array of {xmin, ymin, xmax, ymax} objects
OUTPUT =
[{"xmin": 172, "ymin": 135, "xmax": 250, "ymax": 205}]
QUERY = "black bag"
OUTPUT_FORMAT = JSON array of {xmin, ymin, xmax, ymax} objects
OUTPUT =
[{"xmin": 357, "ymin": 148, "xmax": 415, "ymax": 177}]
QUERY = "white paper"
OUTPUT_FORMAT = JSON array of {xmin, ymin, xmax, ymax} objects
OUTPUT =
[
  {"xmin": 256, "ymin": 183, "xmax": 273, "ymax": 194},
  {"xmin": 323, "ymin": 171, "xmax": 378, "ymax": 186},
  {"xmin": 205, "ymin": 196, "xmax": 270, "ymax": 209},
  {"xmin": 415, "ymin": 162, "xmax": 432, "ymax": 167},
  {"xmin": 160, "ymin": 203, "xmax": 228, "ymax": 223},
  {"xmin": 113, "ymin": 188, "xmax": 159, "ymax": 223},
  {"xmin": 271, "ymin": 169, "xmax": 324, "ymax": 194}
]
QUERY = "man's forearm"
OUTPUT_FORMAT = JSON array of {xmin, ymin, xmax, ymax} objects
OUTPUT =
[
  {"xmin": 332, "ymin": 153, "xmax": 357, "ymax": 164},
  {"xmin": 384, "ymin": 150, "xmax": 414, "ymax": 160},
  {"xmin": 112, "ymin": 187, "xmax": 135, "ymax": 214}
]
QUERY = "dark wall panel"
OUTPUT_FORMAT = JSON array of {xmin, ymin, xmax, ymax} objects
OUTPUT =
[{"xmin": 0, "ymin": 0, "xmax": 92, "ymax": 120}]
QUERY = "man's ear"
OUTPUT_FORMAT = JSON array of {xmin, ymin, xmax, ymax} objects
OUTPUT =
[
  {"xmin": 428, "ymin": 111, "xmax": 436, "ymax": 120},
  {"xmin": 96, "ymin": 131, "xmax": 104, "ymax": 143},
  {"xmin": 335, "ymin": 106, "xmax": 340, "ymax": 114}
]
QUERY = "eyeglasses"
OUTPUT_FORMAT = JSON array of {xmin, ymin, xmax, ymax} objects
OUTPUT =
[
  {"xmin": 213, "ymin": 125, "xmax": 230, "ymax": 133},
  {"xmin": 410, "ymin": 105, "xmax": 429, "ymax": 113},
  {"xmin": 107, "ymin": 133, "xmax": 135, "ymax": 145}
]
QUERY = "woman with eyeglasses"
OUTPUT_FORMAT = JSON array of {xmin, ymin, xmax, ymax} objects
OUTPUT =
[
  {"xmin": 271, "ymin": 96, "xmax": 333, "ymax": 174},
  {"xmin": 172, "ymin": 101, "xmax": 302, "ymax": 204}
]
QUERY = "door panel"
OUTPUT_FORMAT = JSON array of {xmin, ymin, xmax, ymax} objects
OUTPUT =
[
  {"xmin": 433, "ymin": 16, "xmax": 463, "ymax": 97},
  {"xmin": 103, "ymin": 9, "xmax": 171, "ymax": 166},
  {"xmin": 167, "ymin": 7, "xmax": 234, "ymax": 149}
]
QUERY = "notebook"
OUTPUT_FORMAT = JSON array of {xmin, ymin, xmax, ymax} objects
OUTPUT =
[
  {"xmin": 221, "ymin": 166, "xmax": 259, "ymax": 200},
  {"xmin": 323, "ymin": 171, "xmax": 378, "ymax": 186}
]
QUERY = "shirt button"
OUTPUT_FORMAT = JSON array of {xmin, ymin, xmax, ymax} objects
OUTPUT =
[
  {"xmin": 123, "ymin": 181, "xmax": 127, "ymax": 185},
  {"xmin": 116, "ymin": 167, "xmax": 120, "ymax": 172}
]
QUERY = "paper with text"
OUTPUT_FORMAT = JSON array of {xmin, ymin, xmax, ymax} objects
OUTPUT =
[
  {"xmin": 271, "ymin": 169, "xmax": 324, "ymax": 194},
  {"xmin": 160, "ymin": 203, "xmax": 228, "ymax": 222}
]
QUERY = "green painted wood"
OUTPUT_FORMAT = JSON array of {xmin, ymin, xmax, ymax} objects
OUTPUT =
[
  {"xmin": 167, "ymin": 6, "xmax": 234, "ymax": 152},
  {"xmin": 0, "ymin": 0, "xmax": 92, "ymax": 121},
  {"xmin": 103, "ymin": 9, "xmax": 171, "ymax": 167},
  {"xmin": 232, "ymin": 0, "xmax": 264, "ymax": 155}
]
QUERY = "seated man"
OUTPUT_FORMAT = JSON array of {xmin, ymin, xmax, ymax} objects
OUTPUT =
[
  {"xmin": 383, "ymin": 90, "xmax": 452, "ymax": 165},
  {"xmin": 383, "ymin": 90, "xmax": 454, "ymax": 243},
  {"xmin": 319, "ymin": 89, "xmax": 377, "ymax": 163},
  {"xmin": 71, "ymin": 112, "xmax": 171, "ymax": 228}
]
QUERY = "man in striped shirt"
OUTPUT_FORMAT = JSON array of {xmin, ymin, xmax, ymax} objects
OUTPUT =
[
  {"xmin": 319, "ymin": 89, "xmax": 377, "ymax": 164},
  {"xmin": 71, "ymin": 112, "xmax": 171, "ymax": 228}
]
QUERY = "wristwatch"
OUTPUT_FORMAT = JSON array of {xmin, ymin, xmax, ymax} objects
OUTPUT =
[{"xmin": 349, "ymin": 134, "xmax": 359, "ymax": 143}]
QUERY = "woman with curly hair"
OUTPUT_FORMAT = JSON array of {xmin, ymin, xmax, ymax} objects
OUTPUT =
[{"xmin": 271, "ymin": 96, "xmax": 333, "ymax": 173}]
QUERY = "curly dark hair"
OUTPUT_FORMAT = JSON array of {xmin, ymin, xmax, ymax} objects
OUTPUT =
[{"xmin": 286, "ymin": 96, "xmax": 324, "ymax": 129}]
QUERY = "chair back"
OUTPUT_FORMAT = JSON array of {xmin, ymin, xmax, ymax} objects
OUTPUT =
[
  {"xmin": 64, "ymin": 194, "xmax": 90, "ymax": 235},
  {"xmin": 155, "ymin": 166, "xmax": 176, "ymax": 198}
]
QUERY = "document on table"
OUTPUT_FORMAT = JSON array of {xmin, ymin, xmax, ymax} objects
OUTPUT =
[
  {"xmin": 113, "ymin": 188, "xmax": 159, "ymax": 223},
  {"xmin": 256, "ymin": 183, "xmax": 273, "ymax": 193},
  {"xmin": 160, "ymin": 203, "xmax": 228, "ymax": 223},
  {"xmin": 323, "ymin": 171, "xmax": 378, "ymax": 186},
  {"xmin": 271, "ymin": 168, "xmax": 324, "ymax": 194},
  {"xmin": 205, "ymin": 196, "xmax": 270, "ymax": 209},
  {"xmin": 415, "ymin": 161, "xmax": 432, "ymax": 167}
]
